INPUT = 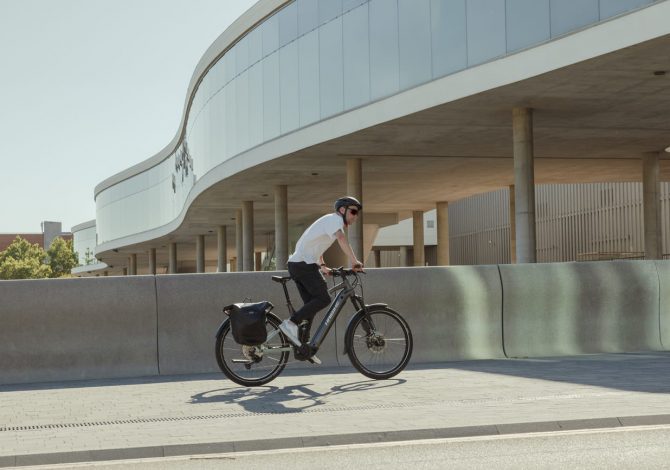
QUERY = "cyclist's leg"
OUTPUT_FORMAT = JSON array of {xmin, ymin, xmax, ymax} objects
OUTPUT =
[
  {"xmin": 292, "ymin": 273, "xmax": 313, "ymax": 305},
  {"xmin": 287, "ymin": 262, "xmax": 330, "ymax": 324}
]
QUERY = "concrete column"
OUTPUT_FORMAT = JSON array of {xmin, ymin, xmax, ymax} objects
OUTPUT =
[
  {"xmin": 242, "ymin": 201, "xmax": 254, "ymax": 271},
  {"xmin": 129, "ymin": 254, "xmax": 137, "ymax": 275},
  {"xmin": 122, "ymin": 267, "xmax": 128, "ymax": 276},
  {"xmin": 399, "ymin": 246, "xmax": 408, "ymax": 267},
  {"xmin": 508, "ymin": 184, "xmax": 516, "ymax": 263},
  {"xmin": 235, "ymin": 210, "xmax": 243, "ymax": 272},
  {"xmin": 374, "ymin": 250, "xmax": 381, "ymax": 268},
  {"xmin": 217, "ymin": 226, "xmax": 227, "ymax": 272},
  {"xmin": 347, "ymin": 158, "xmax": 364, "ymax": 261},
  {"xmin": 148, "ymin": 248, "xmax": 156, "ymax": 275},
  {"xmin": 643, "ymin": 151, "xmax": 662, "ymax": 260},
  {"xmin": 274, "ymin": 185, "xmax": 289, "ymax": 270},
  {"xmin": 168, "ymin": 242, "xmax": 177, "ymax": 274},
  {"xmin": 255, "ymin": 251, "xmax": 262, "ymax": 271},
  {"xmin": 513, "ymin": 107, "xmax": 537, "ymax": 263},
  {"xmin": 436, "ymin": 201, "xmax": 449, "ymax": 266},
  {"xmin": 412, "ymin": 211, "xmax": 425, "ymax": 266},
  {"xmin": 230, "ymin": 257, "xmax": 237, "ymax": 272},
  {"xmin": 196, "ymin": 234, "xmax": 205, "ymax": 273}
]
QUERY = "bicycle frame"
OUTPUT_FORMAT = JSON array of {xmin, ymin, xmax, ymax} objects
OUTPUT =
[{"xmin": 263, "ymin": 271, "xmax": 366, "ymax": 354}]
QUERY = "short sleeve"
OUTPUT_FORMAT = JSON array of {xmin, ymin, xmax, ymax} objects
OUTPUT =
[{"xmin": 324, "ymin": 214, "xmax": 344, "ymax": 236}]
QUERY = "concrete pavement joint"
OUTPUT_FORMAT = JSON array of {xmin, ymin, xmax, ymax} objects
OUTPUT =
[
  {"xmin": 0, "ymin": 403, "xmax": 414, "ymax": 433},
  {"xmin": 0, "ymin": 391, "xmax": 625, "ymax": 433}
]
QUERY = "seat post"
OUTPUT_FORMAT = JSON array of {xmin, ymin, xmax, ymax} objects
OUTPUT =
[{"xmin": 282, "ymin": 282, "xmax": 295, "ymax": 315}]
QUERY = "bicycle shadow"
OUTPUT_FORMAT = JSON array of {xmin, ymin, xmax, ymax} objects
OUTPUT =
[
  {"xmin": 190, "ymin": 383, "xmax": 326, "ymax": 413},
  {"xmin": 190, "ymin": 378, "xmax": 406, "ymax": 414},
  {"xmin": 330, "ymin": 378, "xmax": 406, "ymax": 395}
]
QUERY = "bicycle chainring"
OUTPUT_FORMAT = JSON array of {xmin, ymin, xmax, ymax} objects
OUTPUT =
[{"xmin": 294, "ymin": 343, "xmax": 312, "ymax": 361}]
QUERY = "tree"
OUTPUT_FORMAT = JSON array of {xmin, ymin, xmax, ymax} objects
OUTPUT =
[
  {"xmin": 47, "ymin": 237, "xmax": 78, "ymax": 278},
  {"xmin": 0, "ymin": 236, "xmax": 52, "ymax": 279}
]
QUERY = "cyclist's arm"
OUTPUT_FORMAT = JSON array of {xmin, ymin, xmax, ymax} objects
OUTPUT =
[
  {"xmin": 318, "ymin": 255, "xmax": 329, "ymax": 274},
  {"xmin": 335, "ymin": 230, "xmax": 363, "ymax": 269}
]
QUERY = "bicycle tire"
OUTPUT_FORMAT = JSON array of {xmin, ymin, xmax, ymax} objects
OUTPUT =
[
  {"xmin": 215, "ymin": 312, "xmax": 290, "ymax": 387},
  {"xmin": 345, "ymin": 306, "xmax": 413, "ymax": 380}
]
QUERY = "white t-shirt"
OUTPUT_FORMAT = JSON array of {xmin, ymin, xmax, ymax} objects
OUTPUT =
[{"xmin": 288, "ymin": 213, "xmax": 344, "ymax": 265}]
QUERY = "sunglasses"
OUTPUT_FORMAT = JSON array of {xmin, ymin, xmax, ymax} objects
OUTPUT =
[{"xmin": 348, "ymin": 208, "xmax": 359, "ymax": 216}]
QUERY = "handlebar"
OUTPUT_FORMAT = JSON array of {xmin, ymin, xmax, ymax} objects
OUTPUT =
[
  {"xmin": 326, "ymin": 266, "xmax": 364, "ymax": 294},
  {"xmin": 327, "ymin": 266, "xmax": 365, "ymax": 277}
]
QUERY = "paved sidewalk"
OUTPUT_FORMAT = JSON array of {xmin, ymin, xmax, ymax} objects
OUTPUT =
[{"xmin": 2, "ymin": 352, "xmax": 670, "ymax": 467}]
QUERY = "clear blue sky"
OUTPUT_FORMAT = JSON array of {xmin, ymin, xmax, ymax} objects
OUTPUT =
[{"xmin": 0, "ymin": 0, "xmax": 256, "ymax": 233}]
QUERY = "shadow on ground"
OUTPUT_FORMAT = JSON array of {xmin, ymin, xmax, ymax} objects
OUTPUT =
[
  {"xmin": 416, "ymin": 351, "xmax": 670, "ymax": 394},
  {"xmin": 189, "ymin": 378, "xmax": 405, "ymax": 413}
]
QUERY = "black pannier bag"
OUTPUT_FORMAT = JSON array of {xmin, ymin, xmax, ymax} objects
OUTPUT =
[{"xmin": 224, "ymin": 301, "xmax": 273, "ymax": 346}]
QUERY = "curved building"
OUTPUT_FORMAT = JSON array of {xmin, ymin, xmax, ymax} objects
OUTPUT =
[{"xmin": 84, "ymin": 0, "xmax": 670, "ymax": 274}]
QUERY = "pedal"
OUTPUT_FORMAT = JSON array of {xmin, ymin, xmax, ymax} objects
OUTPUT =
[{"xmin": 293, "ymin": 343, "xmax": 312, "ymax": 361}]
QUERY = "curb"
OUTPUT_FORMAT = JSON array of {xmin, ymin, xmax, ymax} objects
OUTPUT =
[{"xmin": 3, "ymin": 413, "xmax": 670, "ymax": 467}]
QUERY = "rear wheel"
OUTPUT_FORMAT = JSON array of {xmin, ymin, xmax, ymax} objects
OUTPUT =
[
  {"xmin": 215, "ymin": 313, "xmax": 290, "ymax": 387},
  {"xmin": 345, "ymin": 307, "xmax": 413, "ymax": 380}
]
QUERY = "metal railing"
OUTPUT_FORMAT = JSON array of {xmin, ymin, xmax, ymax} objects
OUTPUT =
[{"xmin": 576, "ymin": 252, "xmax": 670, "ymax": 261}]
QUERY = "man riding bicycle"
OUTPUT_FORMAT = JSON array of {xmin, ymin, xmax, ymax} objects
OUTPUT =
[{"xmin": 279, "ymin": 196, "xmax": 364, "ymax": 363}]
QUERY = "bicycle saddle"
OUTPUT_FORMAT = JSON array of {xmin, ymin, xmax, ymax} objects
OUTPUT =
[{"xmin": 271, "ymin": 275, "xmax": 292, "ymax": 283}]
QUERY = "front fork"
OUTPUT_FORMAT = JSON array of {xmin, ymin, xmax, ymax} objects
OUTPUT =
[{"xmin": 351, "ymin": 295, "xmax": 375, "ymax": 334}]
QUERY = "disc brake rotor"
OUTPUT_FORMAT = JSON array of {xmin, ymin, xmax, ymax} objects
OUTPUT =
[{"xmin": 365, "ymin": 334, "xmax": 386, "ymax": 353}]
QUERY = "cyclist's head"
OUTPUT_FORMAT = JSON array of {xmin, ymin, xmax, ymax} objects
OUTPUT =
[{"xmin": 334, "ymin": 196, "xmax": 362, "ymax": 225}]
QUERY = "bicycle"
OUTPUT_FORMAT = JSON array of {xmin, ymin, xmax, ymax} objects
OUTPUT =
[{"xmin": 215, "ymin": 267, "xmax": 413, "ymax": 387}]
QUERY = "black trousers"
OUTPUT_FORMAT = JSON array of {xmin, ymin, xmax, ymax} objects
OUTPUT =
[{"xmin": 287, "ymin": 262, "xmax": 331, "ymax": 324}]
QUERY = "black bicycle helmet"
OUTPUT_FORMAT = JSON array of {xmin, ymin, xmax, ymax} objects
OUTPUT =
[{"xmin": 334, "ymin": 196, "xmax": 362, "ymax": 212}]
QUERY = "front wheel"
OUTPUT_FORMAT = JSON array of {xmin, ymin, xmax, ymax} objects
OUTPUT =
[
  {"xmin": 345, "ymin": 307, "xmax": 413, "ymax": 380},
  {"xmin": 215, "ymin": 312, "xmax": 290, "ymax": 387}
]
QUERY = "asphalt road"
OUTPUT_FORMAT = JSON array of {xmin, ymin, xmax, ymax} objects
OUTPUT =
[{"xmin": 21, "ymin": 424, "xmax": 670, "ymax": 470}]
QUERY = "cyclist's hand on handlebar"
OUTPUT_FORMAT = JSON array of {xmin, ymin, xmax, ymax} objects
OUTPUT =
[
  {"xmin": 352, "ymin": 262, "xmax": 364, "ymax": 272},
  {"xmin": 320, "ymin": 264, "xmax": 332, "ymax": 276}
]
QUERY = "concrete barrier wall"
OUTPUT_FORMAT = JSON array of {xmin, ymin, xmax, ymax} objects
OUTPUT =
[
  {"xmin": 156, "ymin": 266, "xmax": 505, "ymax": 374},
  {"xmin": 657, "ymin": 261, "xmax": 670, "ymax": 349},
  {"xmin": 500, "ymin": 261, "xmax": 663, "ymax": 357},
  {"xmin": 0, "ymin": 276, "xmax": 158, "ymax": 385},
  {"xmin": 337, "ymin": 266, "xmax": 506, "ymax": 363},
  {"xmin": 1, "ymin": 261, "xmax": 668, "ymax": 386}
]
